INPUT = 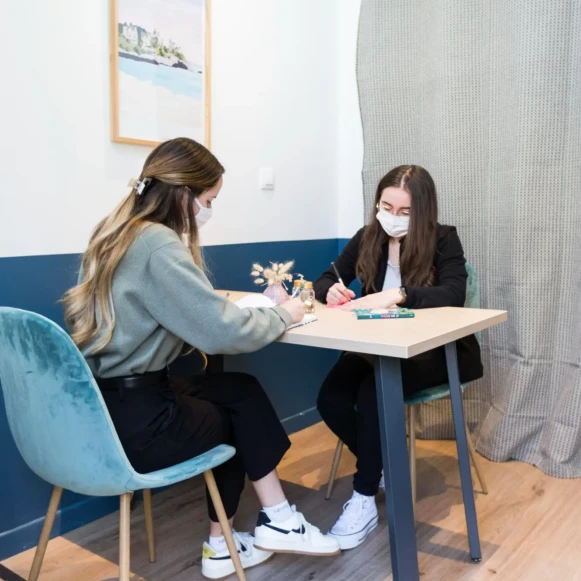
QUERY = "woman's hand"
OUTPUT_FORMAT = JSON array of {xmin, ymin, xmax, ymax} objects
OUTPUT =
[
  {"xmin": 340, "ymin": 288, "xmax": 402, "ymax": 311},
  {"xmin": 279, "ymin": 298, "xmax": 306, "ymax": 324},
  {"xmin": 326, "ymin": 283, "xmax": 356, "ymax": 306}
]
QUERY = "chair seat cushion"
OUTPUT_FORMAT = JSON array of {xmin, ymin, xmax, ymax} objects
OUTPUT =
[
  {"xmin": 126, "ymin": 444, "xmax": 236, "ymax": 491},
  {"xmin": 404, "ymin": 383, "xmax": 469, "ymax": 406}
]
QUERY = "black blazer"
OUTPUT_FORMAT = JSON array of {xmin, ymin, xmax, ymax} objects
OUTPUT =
[{"xmin": 314, "ymin": 224, "xmax": 483, "ymax": 384}]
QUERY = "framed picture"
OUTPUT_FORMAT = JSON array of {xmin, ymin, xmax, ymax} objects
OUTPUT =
[{"xmin": 110, "ymin": 0, "xmax": 211, "ymax": 147}]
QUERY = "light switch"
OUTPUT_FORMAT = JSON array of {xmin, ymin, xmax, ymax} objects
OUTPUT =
[{"xmin": 259, "ymin": 168, "xmax": 275, "ymax": 190}]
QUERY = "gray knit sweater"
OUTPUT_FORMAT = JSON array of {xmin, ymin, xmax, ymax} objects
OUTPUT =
[{"xmin": 83, "ymin": 223, "xmax": 292, "ymax": 378}]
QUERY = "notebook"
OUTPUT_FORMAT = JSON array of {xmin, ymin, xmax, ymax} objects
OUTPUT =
[
  {"xmin": 353, "ymin": 307, "xmax": 415, "ymax": 320},
  {"xmin": 234, "ymin": 294, "xmax": 318, "ymax": 330}
]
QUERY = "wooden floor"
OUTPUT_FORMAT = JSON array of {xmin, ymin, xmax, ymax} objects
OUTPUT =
[{"xmin": 4, "ymin": 422, "xmax": 581, "ymax": 581}]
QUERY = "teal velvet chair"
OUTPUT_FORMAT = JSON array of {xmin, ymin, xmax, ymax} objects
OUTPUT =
[
  {"xmin": 325, "ymin": 263, "xmax": 489, "ymax": 510},
  {"xmin": 0, "ymin": 308, "xmax": 247, "ymax": 581}
]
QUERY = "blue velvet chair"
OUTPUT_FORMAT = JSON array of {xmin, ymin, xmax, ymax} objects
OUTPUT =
[
  {"xmin": 0, "ymin": 308, "xmax": 247, "ymax": 581},
  {"xmin": 325, "ymin": 263, "xmax": 489, "ymax": 510}
]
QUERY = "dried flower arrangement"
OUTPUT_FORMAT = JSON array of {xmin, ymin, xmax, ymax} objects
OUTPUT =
[{"xmin": 251, "ymin": 261, "xmax": 295, "ymax": 289}]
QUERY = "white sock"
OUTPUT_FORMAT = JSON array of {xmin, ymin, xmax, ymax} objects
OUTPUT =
[
  {"xmin": 263, "ymin": 499, "xmax": 293, "ymax": 522},
  {"xmin": 208, "ymin": 535, "xmax": 227, "ymax": 552}
]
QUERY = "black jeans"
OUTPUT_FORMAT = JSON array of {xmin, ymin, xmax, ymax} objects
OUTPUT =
[
  {"xmin": 317, "ymin": 351, "xmax": 451, "ymax": 496},
  {"xmin": 101, "ymin": 373, "xmax": 291, "ymax": 522}
]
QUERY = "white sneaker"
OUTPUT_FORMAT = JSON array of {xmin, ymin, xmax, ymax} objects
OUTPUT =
[
  {"xmin": 202, "ymin": 531, "xmax": 273, "ymax": 580},
  {"xmin": 254, "ymin": 506, "xmax": 341, "ymax": 556},
  {"xmin": 328, "ymin": 492, "xmax": 379, "ymax": 550}
]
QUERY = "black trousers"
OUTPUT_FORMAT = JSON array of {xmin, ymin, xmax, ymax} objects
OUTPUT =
[
  {"xmin": 317, "ymin": 351, "xmax": 452, "ymax": 497},
  {"xmin": 100, "ymin": 373, "xmax": 291, "ymax": 522}
]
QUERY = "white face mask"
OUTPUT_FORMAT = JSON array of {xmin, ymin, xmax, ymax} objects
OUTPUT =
[
  {"xmin": 376, "ymin": 209, "xmax": 410, "ymax": 238},
  {"xmin": 194, "ymin": 197, "xmax": 213, "ymax": 229}
]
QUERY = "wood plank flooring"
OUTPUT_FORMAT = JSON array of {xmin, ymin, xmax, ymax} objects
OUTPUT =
[{"xmin": 4, "ymin": 422, "xmax": 581, "ymax": 581}]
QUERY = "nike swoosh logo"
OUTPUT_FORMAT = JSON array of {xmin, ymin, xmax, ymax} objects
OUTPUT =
[{"xmin": 264, "ymin": 523, "xmax": 306, "ymax": 535}]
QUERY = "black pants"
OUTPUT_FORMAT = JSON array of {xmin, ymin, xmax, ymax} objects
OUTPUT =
[
  {"xmin": 100, "ymin": 373, "xmax": 291, "ymax": 522},
  {"xmin": 317, "ymin": 351, "xmax": 452, "ymax": 497}
]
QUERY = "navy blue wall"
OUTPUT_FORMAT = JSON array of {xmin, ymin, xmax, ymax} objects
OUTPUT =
[{"xmin": 0, "ymin": 238, "xmax": 352, "ymax": 560}]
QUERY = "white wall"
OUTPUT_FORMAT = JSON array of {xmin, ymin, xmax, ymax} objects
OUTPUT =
[
  {"xmin": 203, "ymin": 0, "xmax": 339, "ymax": 247},
  {"xmin": 0, "ymin": 0, "xmax": 146, "ymax": 259},
  {"xmin": 0, "ymin": 0, "xmax": 364, "ymax": 258},
  {"xmin": 0, "ymin": 0, "xmax": 350, "ymax": 258},
  {"xmin": 337, "ymin": 0, "xmax": 365, "ymax": 239}
]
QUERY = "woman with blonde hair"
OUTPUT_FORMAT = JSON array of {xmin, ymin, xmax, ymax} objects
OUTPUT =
[{"xmin": 64, "ymin": 137, "xmax": 339, "ymax": 579}]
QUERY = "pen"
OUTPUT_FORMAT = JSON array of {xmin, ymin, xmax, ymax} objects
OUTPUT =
[
  {"xmin": 331, "ymin": 261, "xmax": 351, "ymax": 303},
  {"xmin": 331, "ymin": 262, "xmax": 345, "ymax": 287}
]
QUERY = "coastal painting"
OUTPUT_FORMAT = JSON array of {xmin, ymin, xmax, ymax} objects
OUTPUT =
[{"xmin": 110, "ymin": 0, "xmax": 210, "ymax": 146}]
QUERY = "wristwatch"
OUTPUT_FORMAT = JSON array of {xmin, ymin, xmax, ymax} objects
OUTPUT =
[{"xmin": 398, "ymin": 286, "xmax": 407, "ymax": 303}]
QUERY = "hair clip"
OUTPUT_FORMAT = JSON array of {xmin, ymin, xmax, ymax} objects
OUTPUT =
[{"xmin": 128, "ymin": 177, "xmax": 152, "ymax": 196}]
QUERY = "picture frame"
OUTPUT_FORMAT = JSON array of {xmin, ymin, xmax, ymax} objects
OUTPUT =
[{"xmin": 109, "ymin": 0, "xmax": 211, "ymax": 147}]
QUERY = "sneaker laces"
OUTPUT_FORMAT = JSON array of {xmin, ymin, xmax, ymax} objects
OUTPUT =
[
  {"xmin": 335, "ymin": 495, "xmax": 368, "ymax": 532},
  {"xmin": 232, "ymin": 530, "xmax": 254, "ymax": 556},
  {"xmin": 291, "ymin": 505, "xmax": 323, "ymax": 540}
]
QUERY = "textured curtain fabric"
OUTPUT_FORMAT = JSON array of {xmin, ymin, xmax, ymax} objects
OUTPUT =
[{"xmin": 357, "ymin": 0, "xmax": 581, "ymax": 477}]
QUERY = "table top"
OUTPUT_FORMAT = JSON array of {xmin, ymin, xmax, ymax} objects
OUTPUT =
[{"xmin": 223, "ymin": 291, "xmax": 507, "ymax": 359}]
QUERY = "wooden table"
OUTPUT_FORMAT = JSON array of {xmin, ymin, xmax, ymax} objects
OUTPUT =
[{"xmin": 224, "ymin": 292, "xmax": 507, "ymax": 581}]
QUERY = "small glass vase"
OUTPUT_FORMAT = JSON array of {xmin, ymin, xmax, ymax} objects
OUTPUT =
[{"xmin": 263, "ymin": 282, "xmax": 289, "ymax": 305}]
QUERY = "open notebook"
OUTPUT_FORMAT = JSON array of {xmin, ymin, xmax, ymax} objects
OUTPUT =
[{"xmin": 234, "ymin": 294, "xmax": 318, "ymax": 330}]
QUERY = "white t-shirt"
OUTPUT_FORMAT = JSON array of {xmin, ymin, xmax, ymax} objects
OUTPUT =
[{"xmin": 381, "ymin": 260, "xmax": 402, "ymax": 291}]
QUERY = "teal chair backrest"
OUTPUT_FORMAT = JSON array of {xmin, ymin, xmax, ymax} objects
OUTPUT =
[
  {"xmin": 0, "ymin": 308, "xmax": 136, "ymax": 496},
  {"xmin": 464, "ymin": 263, "xmax": 481, "ymax": 344},
  {"xmin": 464, "ymin": 262, "xmax": 479, "ymax": 310}
]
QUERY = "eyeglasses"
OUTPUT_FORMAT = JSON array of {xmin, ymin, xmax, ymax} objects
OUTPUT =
[{"xmin": 376, "ymin": 203, "xmax": 411, "ymax": 217}]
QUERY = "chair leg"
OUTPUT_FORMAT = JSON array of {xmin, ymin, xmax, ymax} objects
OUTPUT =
[
  {"xmin": 465, "ymin": 423, "xmax": 489, "ymax": 495},
  {"xmin": 28, "ymin": 486, "xmax": 63, "ymax": 581},
  {"xmin": 326, "ymin": 439, "xmax": 344, "ymax": 500},
  {"xmin": 204, "ymin": 470, "xmax": 246, "ymax": 581},
  {"xmin": 119, "ymin": 493, "xmax": 132, "ymax": 581},
  {"xmin": 408, "ymin": 405, "xmax": 418, "ymax": 516},
  {"xmin": 142, "ymin": 489, "xmax": 156, "ymax": 562},
  {"xmin": 130, "ymin": 491, "xmax": 138, "ymax": 513}
]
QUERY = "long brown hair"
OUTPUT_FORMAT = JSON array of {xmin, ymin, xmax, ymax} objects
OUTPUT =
[
  {"xmin": 63, "ymin": 137, "xmax": 225, "ymax": 353},
  {"xmin": 356, "ymin": 165, "xmax": 438, "ymax": 292}
]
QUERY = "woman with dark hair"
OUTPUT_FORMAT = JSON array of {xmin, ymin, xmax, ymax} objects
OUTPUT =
[
  {"xmin": 64, "ymin": 138, "xmax": 339, "ymax": 579},
  {"xmin": 314, "ymin": 165, "xmax": 483, "ymax": 550}
]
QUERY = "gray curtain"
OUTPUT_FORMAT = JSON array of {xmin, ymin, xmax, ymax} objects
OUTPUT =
[{"xmin": 357, "ymin": 0, "xmax": 581, "ymax": 477}]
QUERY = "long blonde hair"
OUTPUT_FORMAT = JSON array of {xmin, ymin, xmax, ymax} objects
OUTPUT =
[{"xmin": 63, "ymin": 137, "xmax": 225, "ymax": 353}]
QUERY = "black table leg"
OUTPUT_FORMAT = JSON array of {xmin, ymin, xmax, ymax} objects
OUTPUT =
[
  {"xmin": 375, "ymin": 356, "xmax": 420, "ymax": 581},
  {"xmin": 445, "ymin": 342, "xmax": 482, "ymax": 562}
]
